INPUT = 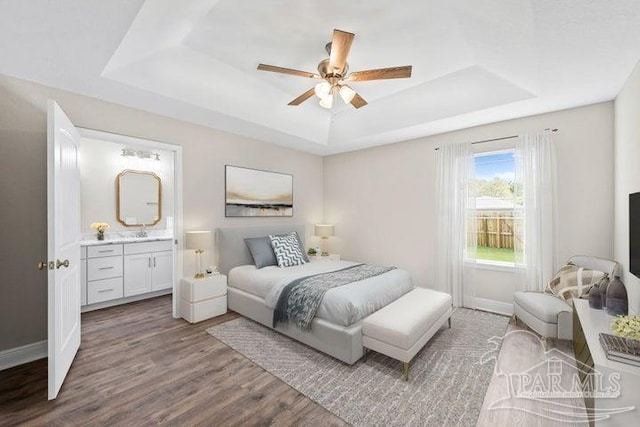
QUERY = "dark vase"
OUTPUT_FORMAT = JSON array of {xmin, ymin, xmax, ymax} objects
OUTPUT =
[
  {"xmin": 588, "ymin": 284, "xmax": 602, "ymax": 309},
  {"xmin": 600, "ymin": 277, "xmax": 610, "ymax": 308},
  {"xmin": 606, "ymin": 276, "xmax": 628, "ymax": 316}
]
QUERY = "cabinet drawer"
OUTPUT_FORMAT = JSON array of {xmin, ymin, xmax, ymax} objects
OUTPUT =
[
  {"xmin": 181, "ymin": 275, "xmax": 226, "ymax": 302},
  {"xmin": 180, "ymin": 296, "xmax": 227, "ymax": 323},
  {"xmin": 87, "ymin": 256, "xmax": 123, "ymax": 281},
  {"xmin": 81, "ymin": 259, "xmax": 87, "ymax": 306},
  {"xmin": 88, "ymin": 244, "xmax": 123, "ymax": 258},
  {"xmin": 124, "ymin": 240, "xmax": 173, "ymax": 255},
  {"xmin": 87, "ymin": 277, "xmax": 123, "ymax": 304}
]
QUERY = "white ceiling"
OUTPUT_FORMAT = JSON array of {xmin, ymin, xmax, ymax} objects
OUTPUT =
[{"xmin": 1, "ymin": 0, "xmax": 640, "ymax": 155}]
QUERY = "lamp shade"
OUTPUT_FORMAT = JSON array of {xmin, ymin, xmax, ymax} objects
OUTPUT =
[
  {"xmin": 185, "ymin": 230, "xmax": 212, "ymax": 250},
  {"xmin": 339, "ymin": 85, "xmax": 356, "ymax": 103},
  {"xmin": 319, "ymin": 94, "xmax": 333, "ymax": 109},
  {"xmin": 314, "ymin": 81, "xmax": 331, "ymax": 98},
  {"xmin": 315, "ymin": 224, "xmax": 335, "ymax": 238}
]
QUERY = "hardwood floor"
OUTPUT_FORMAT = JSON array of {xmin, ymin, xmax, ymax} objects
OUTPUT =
[{"xmin": 0, "ymin": 296, "xmax": 348, "ymax": 426}]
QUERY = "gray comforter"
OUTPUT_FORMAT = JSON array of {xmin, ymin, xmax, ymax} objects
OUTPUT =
[{"xmin": 272, "ymin": 264, "xmax": 396, "ymax": 330}]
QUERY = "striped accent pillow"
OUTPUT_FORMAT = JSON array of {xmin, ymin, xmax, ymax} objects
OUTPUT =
[{"xmin": 269, "ymin": 232, "xmax": 307, "ymax": 268}]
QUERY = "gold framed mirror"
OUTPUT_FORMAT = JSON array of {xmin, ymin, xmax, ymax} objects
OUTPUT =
[{"xmin": 116, "ymin": 169, "xmax": 162, "ymax": 226}]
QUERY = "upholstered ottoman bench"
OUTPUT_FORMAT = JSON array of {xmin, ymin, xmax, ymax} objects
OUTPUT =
[{"xmin": 362, "ymin": 287, "xmax": 453, "ymax": 380}]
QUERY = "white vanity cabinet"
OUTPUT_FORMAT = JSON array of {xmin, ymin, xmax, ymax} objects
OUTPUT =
[
  {"xmin": 80, "ymin": 247, "xmax": 87, "ymax": 306},
  {"xmin": 81, "ymin": 238, "xmax": 174, "ymax": 310},
  {"xmin": 123, "ymin": 240, "xmax": 173, "ymax": 297},
  {"xmin": 86, "ymin": 244, "xmax": 124, "ymax": 304}
]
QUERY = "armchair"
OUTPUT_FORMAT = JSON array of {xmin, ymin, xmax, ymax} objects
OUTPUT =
[{"xmin": 513, "ymin": 255, "xmax": 619, "ymax": 348}]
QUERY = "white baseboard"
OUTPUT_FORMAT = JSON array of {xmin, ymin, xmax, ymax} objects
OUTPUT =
[
  {"xmin": 476, "ymin": 297, "xmax": 513, "ymax": 316},
  {"xmin": 81, "ymin": 289, "xmax": 171, "ymax": 313},
  {"xmin": 0, "ymin": 340, "xmax": 47, "ymax": 371}
]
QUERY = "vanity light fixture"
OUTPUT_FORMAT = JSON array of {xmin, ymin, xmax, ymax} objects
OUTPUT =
[{"xmin": 121, "ymin": 147, "xmax": 161, "ymax": 161}]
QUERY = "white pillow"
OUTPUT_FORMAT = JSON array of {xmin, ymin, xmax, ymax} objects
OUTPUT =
[{"xmin": 269, "ymin": 232, "xmax": 307, "ymax": 268}]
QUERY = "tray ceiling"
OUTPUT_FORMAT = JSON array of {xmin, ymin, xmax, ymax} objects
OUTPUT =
[{"xmin": 1, "ymin": 0, "xmax": 640, "ymax": 154}]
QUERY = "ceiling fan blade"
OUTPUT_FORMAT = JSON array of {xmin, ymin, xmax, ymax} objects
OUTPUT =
[
  {"xmin": 328, "ymin": 29, "xmax": 355, "ymax": 73},
  {"xmin": 288, "ymin": 88, "xmax": 316, "ymax": 106},
  {"xmin": 257, "ymin": 64, "xmax": 319, "ymax": 79},
  {"xmin": 350, "ymin": 93, "xmax": 368, "ymax": 109},
  {"xmin": 347, "ymin": 65, "xmax": 413, "ymax": 82}
]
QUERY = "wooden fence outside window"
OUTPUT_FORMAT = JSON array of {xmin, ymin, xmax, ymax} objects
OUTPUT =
[{"xmin": 468, "ymin": 209, "xmax": 523, "ymax": 250}]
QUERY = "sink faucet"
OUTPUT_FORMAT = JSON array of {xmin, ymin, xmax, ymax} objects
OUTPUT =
[{"xmin": 136, "ymin": 224, "xmax": 148, "ymax": 238}]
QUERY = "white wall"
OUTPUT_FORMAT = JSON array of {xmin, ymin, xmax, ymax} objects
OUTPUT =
[
  {"xmin": 0, "ymin": 74, "xmax": 323, "ymax": 352},
  {"xmin": 614, "ymin": 60, "xmax": 640, "ymax": 316},
  {"xmin": 324, "ymin": 102, "xmax": 615, "ymax": 304},
  {"xmin": 79, "ymin": 138, "xmax": 174, "ymax": 233}
]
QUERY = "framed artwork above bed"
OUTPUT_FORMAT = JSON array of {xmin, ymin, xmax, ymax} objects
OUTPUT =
[{"xmin": 225, "ymin": 165, "xmax": 293, "ymax": 217}]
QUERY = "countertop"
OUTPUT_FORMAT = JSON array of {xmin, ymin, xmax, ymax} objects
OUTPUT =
[{"xmin": 81, "ymin": 236, "xmax": 173, "ymax": 247}]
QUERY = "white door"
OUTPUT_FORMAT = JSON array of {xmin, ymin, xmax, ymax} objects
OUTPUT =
[
  {"xmin": 47, "ymin": 101, "xmax": 82, "ymax": 400},
  {"xmin": 123, "ymin": 253, "xmax": 152, "ymax": 297},
  {"xmin": 152, "ymin": 251, "xmax": 173, "ymax": 291}
]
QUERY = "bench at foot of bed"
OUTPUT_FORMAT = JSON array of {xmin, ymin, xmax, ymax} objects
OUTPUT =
[{"xmin": 362, "ymin": 287, "xmax": 453, "ymax": 381}]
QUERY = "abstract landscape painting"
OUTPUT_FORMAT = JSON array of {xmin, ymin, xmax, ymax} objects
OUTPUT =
[{"xmin": 225, "ymin": 166, "xmax": 293, "ymax": 217}]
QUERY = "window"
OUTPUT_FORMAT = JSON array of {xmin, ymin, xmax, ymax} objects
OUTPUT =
[{"xmin": 469, "ymin": 150, "xmax": 522, "ymax": 264}]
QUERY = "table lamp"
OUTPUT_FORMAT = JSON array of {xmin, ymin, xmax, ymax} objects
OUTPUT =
[
  {"xmin": 314, "ymin": 224, "xmax": 334, "ymax": 256},
  {"xmin": 185, "ymin": 230, "xmax": 212, "ymax": 279}
]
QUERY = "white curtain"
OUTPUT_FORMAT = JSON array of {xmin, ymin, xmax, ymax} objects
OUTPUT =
[
  {"xmin": 514, "ymin": 130, "xmax": 558, "ymax": 292},
  {"xmin": 435, "ymin": 142, "xmax": 476, "ymax": 307}
]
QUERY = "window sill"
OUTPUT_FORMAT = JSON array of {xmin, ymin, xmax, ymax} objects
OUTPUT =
[{"xmin": 466, "ymin": 259, "xmax": 524, "ymax": 273}]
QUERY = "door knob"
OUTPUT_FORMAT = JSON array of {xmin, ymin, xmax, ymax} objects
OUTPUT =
[{"xmin": 56, "ymin": 259, "xmax": 70, "ymax": 269}]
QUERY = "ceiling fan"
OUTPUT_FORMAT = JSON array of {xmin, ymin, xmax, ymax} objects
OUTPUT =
[{"xmin": 257, "ymin": 29, "xmax": 412, "ymax": 109}]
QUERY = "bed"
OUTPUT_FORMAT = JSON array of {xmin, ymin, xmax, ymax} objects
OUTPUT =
[{"xmin": 217, "ymin": 225, "xmax": 413, "ymax": 364}]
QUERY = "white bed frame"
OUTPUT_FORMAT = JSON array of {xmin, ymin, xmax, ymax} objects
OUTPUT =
[{"xmin": 217, "ymin": 225, "xmax": 364, "ymax": 364}]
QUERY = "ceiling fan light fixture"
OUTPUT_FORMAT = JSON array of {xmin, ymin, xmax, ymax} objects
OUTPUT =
[
  {"xmin": 257, "ymin": 29, "xmax": 412, "ymax": 109},
  {"xmin": 314, "ymin": 81, "xmax": 331, "ymax": 99},
  {"xmin": 339, "ymin": 85, "xmax": 356, "ymax": 103},
  {"xmin": 319, "ymin": 94, "xmax": 333, "ymax": 109}
]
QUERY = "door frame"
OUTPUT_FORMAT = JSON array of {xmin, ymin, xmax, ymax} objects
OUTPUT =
[{"xmin": 77, "ymin": 128, "xmax": 183, "ymax": 318}]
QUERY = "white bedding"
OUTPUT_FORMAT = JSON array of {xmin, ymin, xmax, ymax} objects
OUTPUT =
[{"xmin": 228, "ymin": 260, "xmax": 413, "ymax": 327}]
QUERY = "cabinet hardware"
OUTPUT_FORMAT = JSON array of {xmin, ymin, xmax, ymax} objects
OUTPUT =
[
  {"xmin": 98, "ymin": 249, "xmax": 114, "ymax": 253},
  {"xmin": 148, "ymin": 257, "xmax": 151, "ymax": 268},
  {"xmin": 98, "ymin": 266, "xmax": 114, "ymax": 270},
  {"xmin": 97, "ymin": 289, "xmax": 114, "ymax": 293},
  {"xmin": 153, "ymin": 257, "xmax": 156, "ymax": 267},
  {"xmin": 56, "ymin": 259, "xmax": 70, "ymax": 269}
]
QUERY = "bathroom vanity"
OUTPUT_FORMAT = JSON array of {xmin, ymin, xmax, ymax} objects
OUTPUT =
[{"xmin": 81, "ymin": 236, "xmax": 174, "ymax": 311}]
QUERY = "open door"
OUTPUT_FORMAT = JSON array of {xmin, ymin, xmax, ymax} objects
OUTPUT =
[{"xmin": 46, "ymin": 100, "xmax": 82, "ymax": 400}]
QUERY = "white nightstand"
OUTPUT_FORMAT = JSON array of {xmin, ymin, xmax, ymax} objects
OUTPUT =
[
  {"xmin": 180, "ymin": 274, "xmax": 227, "ymax": 323},
  {"xmin": 309, "ymin": 254, "xmax": 340, "ymax": 262}
]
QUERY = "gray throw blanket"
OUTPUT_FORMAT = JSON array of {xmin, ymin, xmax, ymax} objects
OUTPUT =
[{"xmin": 273, "ymin": 264, "xmax": 396, "ymax": 330}]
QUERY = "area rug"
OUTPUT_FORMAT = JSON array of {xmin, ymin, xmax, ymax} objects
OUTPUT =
[
  {"xmin": 476, "ymin": 320, "xmax": 587, "ymax": 426},
  {"xmin": 207, "ymin": 309, "xmax": 509, "ymax": 427}
]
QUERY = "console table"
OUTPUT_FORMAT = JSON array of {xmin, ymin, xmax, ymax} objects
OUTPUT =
[{"xmin": 573, "ymin": 300, "xmax": 640, "ymax": 426}]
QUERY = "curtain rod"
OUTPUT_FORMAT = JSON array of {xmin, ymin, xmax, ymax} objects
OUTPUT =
[{"xmin": 434, "ymin": 128, "xmax": 558, "ymax": 151}]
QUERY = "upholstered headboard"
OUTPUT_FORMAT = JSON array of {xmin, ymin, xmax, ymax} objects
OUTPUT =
[{"xmin": 217, "ymin": 224, "xmax": 307, "ymax": 275}]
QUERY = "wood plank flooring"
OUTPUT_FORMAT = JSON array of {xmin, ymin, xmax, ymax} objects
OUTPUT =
[{"xmin": 0, "ymin": 296, "xmax": 348, "ymax": 426}]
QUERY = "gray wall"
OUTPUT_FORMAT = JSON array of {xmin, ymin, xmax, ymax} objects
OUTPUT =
[
  {"xmin": 324, "ymin": 102, "xmax": 615, "ymax": 303},
  {"xmin": 614, "ymin": 59, "xmax": 640, "ymax": 316},
  {"xmin": 0, "ymin": 74, "xmax": 324, "ymax": 352}
]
